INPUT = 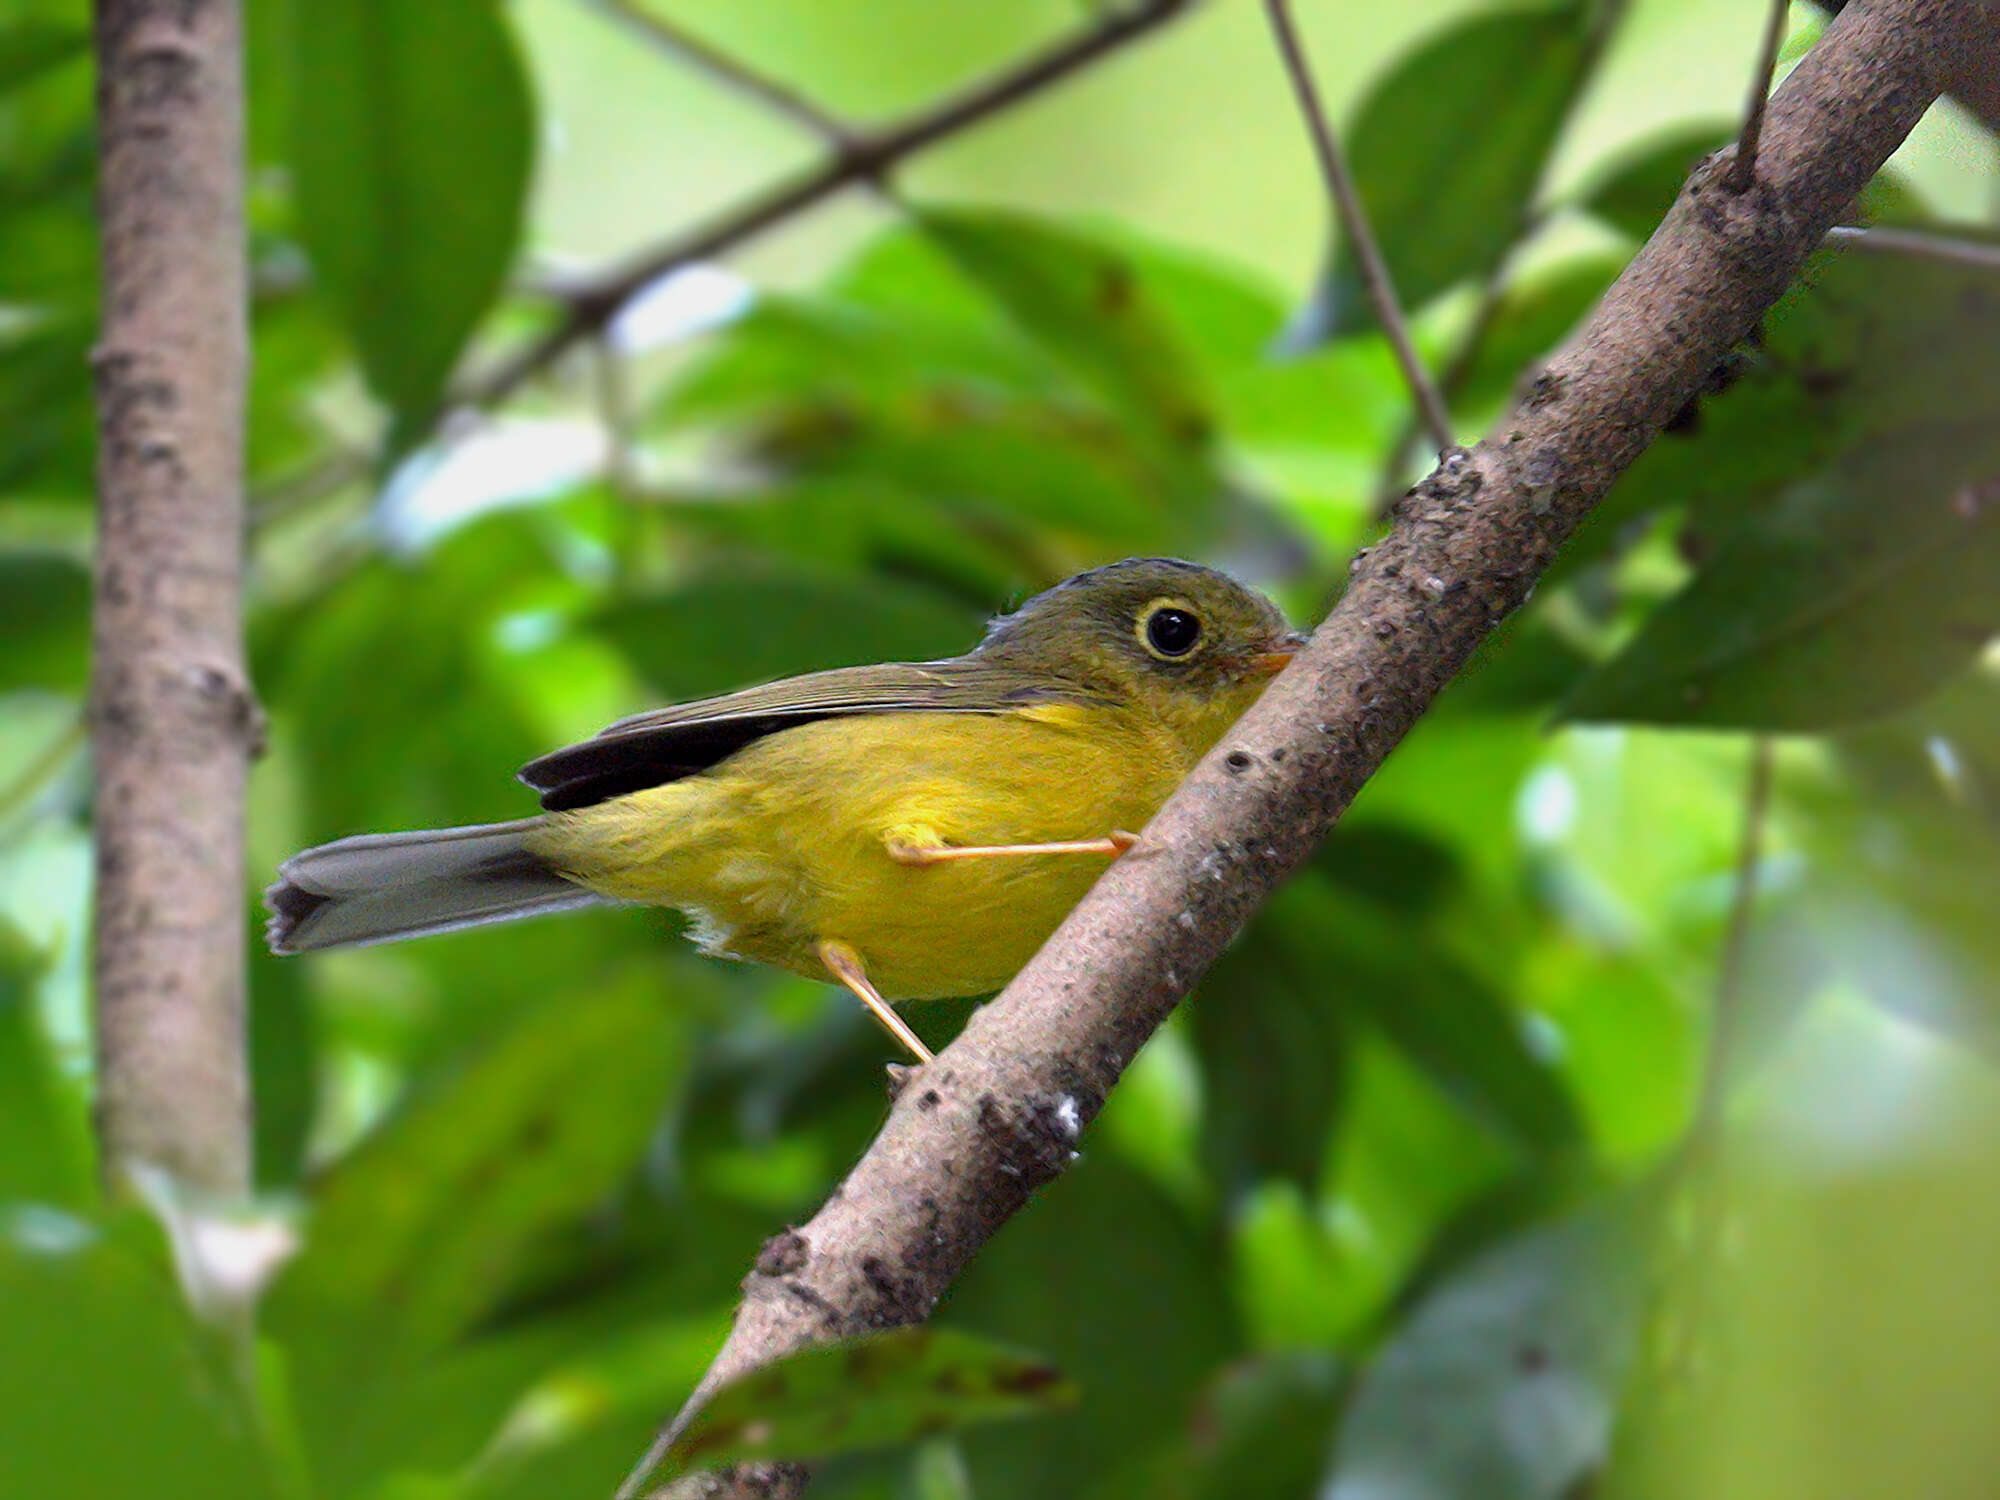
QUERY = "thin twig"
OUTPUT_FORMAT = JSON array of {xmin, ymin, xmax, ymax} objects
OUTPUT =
[
  {"xmin": 1263, "ymin": 0, "xmax": 1454, "ymax": 455},
  {"xmin": 1368, "ymin": 0, "xmax": 1632, "ymax": 516},
  {"xmin": 575, "ymin": 0, "xmax": 855, "ymax": 145},
  {"xmin": 1823, "ymin": 222, "xmax": 2000, "ymax": 271},
  {"xmin": 1724, "ymin": 0, "xmax": 1793, "ymax": 192},
  {"xmin": 461, "ymin": 0, "xmax": 1197, "ymax": 412},
  {"xmin": 1371, "ymin": 265, "xmax": 1515, "ymax": 518},
  {"xmin": 1699, "ymin": 737, "xmax": 1775, "ymax": 1136}
]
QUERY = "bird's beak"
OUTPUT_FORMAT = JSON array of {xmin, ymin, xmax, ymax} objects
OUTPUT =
[{"xmin": 1249, "ymin": 631, "xmax": 1311, "ymax": 676}]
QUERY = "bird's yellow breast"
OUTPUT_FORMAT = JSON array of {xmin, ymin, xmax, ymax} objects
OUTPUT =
[{"xmin": 529, "ymin": 702, "xmax": 1199, "ymax": 999}]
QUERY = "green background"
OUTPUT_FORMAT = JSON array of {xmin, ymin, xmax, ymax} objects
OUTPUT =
[{"xmin": 3, "ymin": 2, "xmax": 1999, "ymax": 1496}]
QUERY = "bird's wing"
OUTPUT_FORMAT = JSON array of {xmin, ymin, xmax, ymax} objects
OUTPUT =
[{"xmin": 519, "ymin": 658, "xmax": 1094, "ymax": 811}]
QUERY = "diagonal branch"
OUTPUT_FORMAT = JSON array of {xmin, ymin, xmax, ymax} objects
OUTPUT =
[
  {"xmin": 1813, "ymin": 0, "xmax": 2000, "ymax": 133},
  {"xmin": 462, "ymin": 0, "xmax": 1197, "ymax": 412},
  {"xmin": 631, "ymin": 1, "xmax": 1978, "ymax": 1495}
]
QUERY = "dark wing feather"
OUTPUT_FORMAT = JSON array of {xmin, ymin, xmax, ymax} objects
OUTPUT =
[{"xmin": 519, "ymin": 658, "xmax": 1091, "ymax": 811}]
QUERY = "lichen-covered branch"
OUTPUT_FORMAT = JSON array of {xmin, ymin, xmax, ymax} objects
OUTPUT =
[
  {"xmin": 635, "ymin": 1, "xmax": 1977, "ymax": 1494},
  {"xmin": 90, "ymin": 0, "xmax": 258, "ymax": 1196}
]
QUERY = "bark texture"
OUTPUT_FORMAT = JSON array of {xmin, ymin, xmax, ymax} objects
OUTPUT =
[
  {"xmin": 90, "ymin": 0, "xmax": 256, "ymax": 1197},
  {"xmin": 1818, "ymin": 0, "xmax": 2000, "ymax": 132},
  {"xmin": 633, "ymin": 0, "xmax": 1980, "ymax": 1495}
]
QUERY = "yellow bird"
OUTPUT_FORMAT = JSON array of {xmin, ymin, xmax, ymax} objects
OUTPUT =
[{"xmin": 266, "ymin": 558, "xmax": 1303, "ymax": 1060}]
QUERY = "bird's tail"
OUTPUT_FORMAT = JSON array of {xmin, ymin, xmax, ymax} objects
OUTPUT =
[{"xmin": 265, "ymin": 819, "xmax": 605, "ymax": 954}]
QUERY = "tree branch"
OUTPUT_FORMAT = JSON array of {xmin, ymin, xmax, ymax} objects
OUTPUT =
[
  {"xmin": 90, "ymin": 0, "xmax": 259, "ymax": 1196},
  {"xmin": 462, "ymin": 0, "xmax": 1197, "ymax": 412},
  {"xmin": 631, "ymin": 1, "xmax": 1977, "ymax": 1494},
  {"xmin": 1814, "ymin": 0, "xmax": 2000, "ymax": 133}
]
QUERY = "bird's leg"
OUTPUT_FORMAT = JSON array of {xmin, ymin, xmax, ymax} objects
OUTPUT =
[
  {"xmin": 885, "ymin": 829, "xmax": 1140, "ymax": 866},
  {"xmin": 817, "ymin": 938, "xmax": 934, "ymax": 1064}
]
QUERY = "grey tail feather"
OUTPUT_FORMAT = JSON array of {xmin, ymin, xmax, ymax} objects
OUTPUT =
[{"xmin": 265, "ymin": 818, "xmax": 605, "ymax": 954}]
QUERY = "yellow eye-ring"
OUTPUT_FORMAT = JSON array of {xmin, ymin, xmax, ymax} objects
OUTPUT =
[{"xmin": 1137, "ymin": 598, "xmax": 1203, "ymax": 660}]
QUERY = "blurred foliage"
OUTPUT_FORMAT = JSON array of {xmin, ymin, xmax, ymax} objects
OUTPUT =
[
  {"xmin": 1285, "ymin": 0, "xmax": 1593, "ymax": 348},
  {"xmin": 3, "ymin": 0, "xmax": 1999, "ymax": 1497},
  {"xmin": 291, "ymin": 0, "xmax": 535, "ymax": 434}
]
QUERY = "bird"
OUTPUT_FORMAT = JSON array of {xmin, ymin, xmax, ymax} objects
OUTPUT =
[{"xmin": 266, "ymin": 557, "xmax": 1304, "ymax": 1061}]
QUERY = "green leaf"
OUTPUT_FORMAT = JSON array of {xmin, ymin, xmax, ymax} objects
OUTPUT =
[
  {"xmin": 248, "ymin": 937, "xmax": 317, "ymax": 1192},
  {"xmin": 910, "ymin": 1438, "xmax": 978, "ymax": 1500},
  {"xmin": 0, "ymin": 1212, "xmax": 269, "ymax": 1497},
  {"xmin": 292, "ymin": 0, "xmax": 534, "ymax": 426},
  {"xmin": 263, "ymin": 514, "xmax": 577, "ymax": 838},
  {"xmin": 248, "ymin": 293, "xmax": 348, "ymax": 484},
  {"xmin": 658, "ymin": 294, "xmax": 1050, "ymax": 433},
  {"xmin": 1268, "ymin": 875, "xmax": 1584, "ymax": 1157},
  {"xmin": 1438, "ymin": 606, "xmax": 1597, "ymax": 718},
  {"xmin": 437, "ymin": 1309, "xmax": 734, "ymax": 1500},
  {"xmin": 0, "ymin": 158, "xmax": 97, "ymax": 310},
  {"xmin": 951, "ymin": 1157, "xmax": 1237, "ymax": 1496},
  {"xmin": 1580, "ymin": 127, "xmax": 1923, "ymax": 242},
  {"xmin": 801, "ymin": 411, "xmax": 1188, "ymax": 556},
  {"xmin": 0, "ymin": 922, "xmax": 91, "ymax": 1206},
  {"xmin": 656, "ymin": 217, "xmax": 1278, "ymax": 562},
  {"xmin": 1763, "ymin": 242, "xmax": 2000, "ymax": 446},
  {"xmin": 1453, "ymin": 255, "xmax": 1625, "ymax": 420},
  {"xmin": 1563, "ymin": 427, "xmax": 2000, "ymax": 730},
  {"xmin": 1194, "ymin": 882, "xmax": 1353, "ymax": 1193},
  {"xmin": 1087, "ymin": 1351, "xmax": 1345, "ymax": 1500},
  {"xmin": 265, "ymin": 978, "xmax": 687, "ymax": 1454},
  {"xmin": 1323, "ymin": 1195, "xmax": 1653, "ymax": 1500},
  {"xmin": 659, "ymin": 477, "xmax": 1028, "ymax": 611},
  {"xmin": 1184, "ymin": 1352, "xmax": 1345, "ymax": 1500},
  {"xmin": 1290, "ymin": 3, "xmax": 1591, "ymax": 345},
  {"xmin": 594, "ymin": 563, "xmax": 988, "ymax": 704},
  {"xmin": 1576, "ymin": 124, "xmax": 1729, "ymax": 242},
  {"xmin": 0, "ymin": 549, "xmax": 88, "ymax": 693},
  {"xmin": 658, "ymin": 297, "xmax": 1208, "ymax": 557},
  {"xmin": 1310, "ymin": 823, "xmax": 1464, "ymax": 917},
  {"xmin": 918, "ymin": 207, "xmax": 1221, "ymax": 504},
  {"xmin": 0, "ymin": 319, "xmax": 96, "ymax": 500},
  {"xmin": 1229, "ymin": 1183, "xmax": 1362, "ymax": 1353},
  {"xmin": 1560, "ymin": 231, "xmax": 2000, "ymax": 584},
  {"xmin": 836, "ymin": 217, "xmax": 1289, "ymax": 380},
  {"xmin": 637, "ymin": 1328, "xmax": 1075, "ymax": 1487},
  {"xmin": 0, "ymin": 20, "xmax": 85, "ymax": 94}
]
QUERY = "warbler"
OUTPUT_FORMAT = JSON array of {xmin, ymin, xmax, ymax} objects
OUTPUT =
[{"xmin": 266, "ymin": 558, "xmax": 1303, "ymax": 1060}]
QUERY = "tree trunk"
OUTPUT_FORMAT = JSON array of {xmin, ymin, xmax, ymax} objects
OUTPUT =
[{"xmin": 89, "ymin": 0, "xmax": 256, "ymax": 1198}]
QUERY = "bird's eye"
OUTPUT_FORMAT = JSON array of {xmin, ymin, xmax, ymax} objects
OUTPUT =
[{"xmin": 1140, "ymin": 601, "xmax": 1203, "ymax": 659}]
